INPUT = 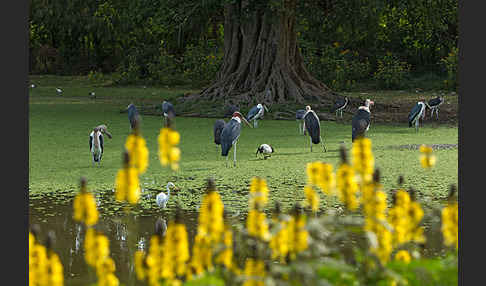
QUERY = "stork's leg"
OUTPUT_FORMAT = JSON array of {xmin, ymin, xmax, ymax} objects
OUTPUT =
[
  {"xmin": 415, "ymin": 119, "xmax": 419, "ymax": 132},
  {"xmin": 320, "ymin": 136, "xmax": 327, "ymax": 152},
  {"xmin": 233, "ymin": 142, "xmax": 237, "ymax": 167},
  {"xmin": 436, "ymin": 108, "xmax": 439, "ymax": 119},
  {"xmin": 310, "ymin": 137, "xmax": 313, "ymax": 152}
]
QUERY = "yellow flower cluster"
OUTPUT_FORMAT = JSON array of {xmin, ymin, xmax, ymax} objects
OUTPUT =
[
  {"xmin": 306, "ymin": 162, "xmax": 336, "ymax": 195},
  {"xmin": 161, "ymin": 221, "xmax": 190, "ymax": 284},
  {"xmin": 269, "ymin": 213, "xmax": 290, "ymax": 263},
  {"xmin": 249, "ymin": 177, "xmax": 270, "ymax": 209},
  {"xmin": 304, "ymin": 185, "xmax": 319, "ymax": 213},
  {"xmin": 419, "ymin": 144, "xmax": 436, "ymax": 168},
  {"xmin": 134, "ymin": 235, "xmax": 163, "ymax": 286},
  {"xmin": 158, "ymin": 127, "xmax": 181, "ymax": 171},
  {"xmin": 352, "ymin": 138, "xmax": 375, "ymax": 183},
  {"xmin": 84, "ymin": 228, "xmax": 119, "ymax": 286},
  {"xmin": 442, "ymin": 200, "xmax": 458, "ymax": 249},
  {"xmin": 394, "ymin": 250, "xmax": 412, "ymax": 264},
  {"xmin": 361, "ymin": 180, "xmax": 393, "ymax": 264},
  {"xmin": 247, "ymin": 209, "xmax": 271, "ymax": 241},
  {"xmin": 287, "ymin": 207, "xmax": 309, "ymax": 260},
  {"xmin": 29, "ymin": 232, "xmax": 64, "ymax": 286},
  {"xmin": 114, "ymin": 153, "xmax": 141, "ymax": 205},
  {"xmin": 198, "ymin": 188, "xmax": 225, "ymax": 243},
  {"xmin": 189, "ymin": 233, "xmax": 213, "ymax": 277},
  {"xmin": 215, "ymin": 223, "xmax": 234, "ymax": 270},
  {"xmin": 125, "ymin": 133, "xmax": 149, "ymax": 174},
  {"xmin": 73, "ymin": 178, "xmax": 99, "ymax": 227},
  {"xmin": 388, "ymin": 190, "xmax": 425, "ymax": 247},
  {"xmin": 336, "ymin": 163, "xmax": 360, "ymax": 211},
  {"xmin": 242, "ymin": 258, "xmax": 266, "ymax": 286}
]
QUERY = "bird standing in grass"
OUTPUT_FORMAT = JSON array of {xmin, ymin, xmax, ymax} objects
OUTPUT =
[
  {"xmin": 352, "ymin": 99, "xmax": 374, "ymax": 142},
  {"xmin": 408, "ymin": 101, "xmax": 426, "ymax": 132},
  {"xmin": 256, "ymin": 144, "xmax": 274, "ymax": 159},
  {"xmin": 221, "ymin": 111, "xmax": 252, "ymax": 167},
  {"xmin": 425, "ymin": 96, "xmax": 444, "ymax": 119},
  {"xmin": 162, "ymin": 100, "xmax": 176, "ymax": 125},
  {"xmin": 89, "ymin": 124, "xmax": 112, "ymax": 166},
  {"xmin": 330, "ymin": 96, "xmax": 348, "ymax": 118},
  {"xmin": 127, "ymin": 103, "xmax": 140, "ymax": 131},
  {"xmin": 296, "ymin": 108, "xmax": 307, "ymax": 135},
  {"xmin": 56, "ymin": 87, "xmax": 63, "ymax": 95},
  {"xmin": 246, "ymin": 103, "xmax": 269, "ymax": 128},
  {"xmin": 303, "ymin": 106, "xmax": 327, "ymax": 152},
  {"xmin": 156, "ymin": 182, "xmax": 177, "ymax": 209}
]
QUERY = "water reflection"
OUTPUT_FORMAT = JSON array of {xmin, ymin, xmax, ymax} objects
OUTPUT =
[{"xmin": 29, "ymin": 194, "xmax": 447, "ymax": 285}]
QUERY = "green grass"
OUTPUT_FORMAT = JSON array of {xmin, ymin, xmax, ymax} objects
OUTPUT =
[{"xmin": 29, "ymin": 76, "xmax": 458, "ymax": 213}]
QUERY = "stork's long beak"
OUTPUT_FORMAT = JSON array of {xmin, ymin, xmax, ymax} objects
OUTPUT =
[{"xmin": 242, "ymin": 117, "xmax": 252, "ymax": 128}]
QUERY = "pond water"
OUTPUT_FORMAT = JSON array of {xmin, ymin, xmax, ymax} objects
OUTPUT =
[{"xmin": 29, "ymin": 192, "xmax": 448, "ymax": 286}]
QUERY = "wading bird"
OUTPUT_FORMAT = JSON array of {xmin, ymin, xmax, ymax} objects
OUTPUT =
[
  {"xmin": 408, "ymin": 101, "xmax": 426, "ymax": 132},
  {"xmin": 162, "ymin": 100, "xmax": 176, "ymax": 125},
  {"xmin": 256, "ymin": 144, "xmax": 274, "ymax": 159},
  {"xmin": 127, "ymin": 103, "xmax": 140, "ymax": 131},
  {"xmin": 352, "ymin": 99, "xmax": 374, "ymax": 142},
  {"xmin": 246, "ymin": 103, "xmax": 269, "ymax": 128},
  {"xmin": 156, "ymin": 182, "xmax": 177, "ymax": 209},
  {"xmin": 221, "ymin": 111, "xmax": 252, "ymax": 166},
  {"xmin": 426, "ymin": 95, "xmax": 444, "ymax": 119},
  {"xmin": 213, "ymin": 119, "xmax": 226, "ymax": 145},
  {"xmin": 303, "ymin": 106, "xmax": 327, "ymax": 152},
  {"xmin": 296, "ymin": 108, "xmax": 308, "ymax": 135},
  {"xmin": 89, "ymin": 124, "xmax": 112, "ymax": 166},
  {"xmin": 56, "ymin": 87, "xmax": 63, "ymax": 95},
  {"xmin": 330, "ymin": 96, "xmax": 348, "ymax": 118}
]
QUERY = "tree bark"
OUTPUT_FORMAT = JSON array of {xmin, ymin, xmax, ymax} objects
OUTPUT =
[{"xmin": 193, "ymin": 0, "xmax": 338, "ymax": 107}]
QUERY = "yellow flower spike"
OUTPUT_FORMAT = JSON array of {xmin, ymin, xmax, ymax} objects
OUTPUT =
[
  {"xmin": 442, "ymin": 185, "xmax": 458, "ymax": 249},
  {"xmin": 319, "ymin": 163, "xmax": 336, "ymax": 195},
  {"xmin": 336, "ymin": 163, "xmax": 360, "ymax": 211},
  {"xmin": 73, "ymin": 178, "xmax": 99, "ymax": 227},
  {"xmin": 114, "ymin": 152, "xmax": 141, "ymax": 205},
  {"xmin": 249, "ymin": 177, "xmax": 269, "ymax": 209},
  {"xmin": 125, "ymin": 133, "xmax": 149, "ymax": 174},
  {"xmin": 304, "ymin": 185, "xmax": 319, "ymax": 213},
  {"xmin": 158, "ymin": 127, "xmax": 181, "ymax": 171},
  {"xmin": 394, "ymin": 250, "xmax": 412, "ymax": 264},
  {"xmin": 419, "ymin": 144, "xmax": 436, "ymax": 168},
  {"xmin": 351, "ymin": 137, "xmax": 375, "ymax": 183}
]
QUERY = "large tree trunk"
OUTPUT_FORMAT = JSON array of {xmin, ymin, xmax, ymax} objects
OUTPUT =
[{"xmin": 193, "ymin": 0, "xmax": 337, "ymax": 107}]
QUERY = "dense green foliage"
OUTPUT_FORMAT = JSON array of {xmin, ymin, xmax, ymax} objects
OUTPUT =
[{"xmin": 29, "ymin": 0, "xmax": 458, "ymax": 90}]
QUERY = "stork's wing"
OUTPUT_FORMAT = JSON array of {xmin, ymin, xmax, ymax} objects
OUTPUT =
[
  {"xmin": 220, "ymin": 120, "xmax": 241, "ymax": 156},
  {"xmin": 352, "ymin": 109, "xmax": 370, "ymax": 141},
  {"xmin": 428, "ymin": 97, "xmax": 442, "ymax": 106},
  {"xmin": 296, "ymin": 109, "xmax": 306, "ymax": 120},
  {"xmin": 246, "ymin": 106, "xmax": 259, "ymax": 121},
  {"xmin": 408, "ymin": 103, "xmax": 421, "ymax": 125},
  {"xmin": 162, "ymin": 101, "xmax": 176, "ymax": 117},
  {"xmin": 304, "ymin": 111, "xmax": 321, "ymax": 144},
  {"xmin": 330, "ymin": 98, "xmax": 345, "ymax": 112},
  {"xmin": 213, "ymin": 119, "xmax": 226, "ymax": 145},
  {"xmin": 89, "ymin": 134, "xmax": 93, "ymax": 151}
]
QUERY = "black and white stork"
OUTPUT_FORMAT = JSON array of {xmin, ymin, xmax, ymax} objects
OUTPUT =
[
  {"xmin": 425, "ymin": 96, "xmax": 444, "ymax": 119},
  {"xmin": 89, "ymin": 124, "xmax": 112, "ymax": 166},
  {"xmin": 213, "ymin": 119, "xmax": 226, "ymax": 145},
  {"xmin": 303, "ymin": 106, "xmax": 327, "ymax": 152},
  {"xmin": 256, "ymin": 144, "xmax": 274, "ymax": 160},
  {"xmin": 56, "ymin": 87, "xmax": 63, "ymax": 95},
  {"xmin": 127, "ymin": 103, "xmax": 140, "ymax": 131},
  {"xmin": 330, "ymin": 96, "xmax": 349, "ymax": 118},
  {"xmin": 408, "ymin": 101, "xmax": 426, "ymax": 132},
  {"xmin": 220, "ymin": 111, "xmax": 252, "ymax": 166},
  {"xmin": 351, "ymin": 99, "xmax": 374, "ymax": 142},
  {"xmin": 296, "ymin": 107, "xmax": 309, "ymax": 135},
  {"xmin": 162, "ymin": 100, "xmax": 176, "ymax": 125},
  {"xmin": 246, "ymin": 103, "xmax": 269, "ymax": 128}
]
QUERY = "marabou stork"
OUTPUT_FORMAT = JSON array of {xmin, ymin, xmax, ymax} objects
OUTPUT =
[
  {"xmin": 246, "ymin": 103, "xmax": 269, "ymax": 128},
  {"xmin": 296, "ymin": 108, "xmax": 307, "ymax": 135},
  {"xmin": 56, "ymin": 87, "xmax": 63, "ymax": 95},
  {"xmin": 126, "ymin": 103, "xmax": 140, "ymax": 131},
  {"xmin": 89, "ymin": 124, "xmax": 112, "ymax": 166},
  {"xmin": 426, "ymin": 96, "xmax": 444, "ymax": 119},
  {"xmin": 220, "ymin": 111, "xmax": 252, "ymax": 166},
  {"xmin": 162, "ymin": 100, "xmax": 176, "ymax": 125},
  {"xmin": 303, "ymin": 106, "xmax": 327, "ymax": 152},
  {"xmin": 351, "ymin": 99, "xmax": 374, "ymax": 142},
  {"xmin": 408, "ymin": 101, "xmax": 426, "ymax": 132},
  {"xmin": 330, "ymin": 96, "xmax": 349, "ymax": 118},
  {"xmin": 156, "ymin": 182, "xmax": 177, "ymax": 209},
  {"xmin": 213, "ymin": 119, "xmax": 226, "ymax": 145},
  {"xmin": 256, "ymin": 144, "xmax": 274, "ymax": 160}
]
